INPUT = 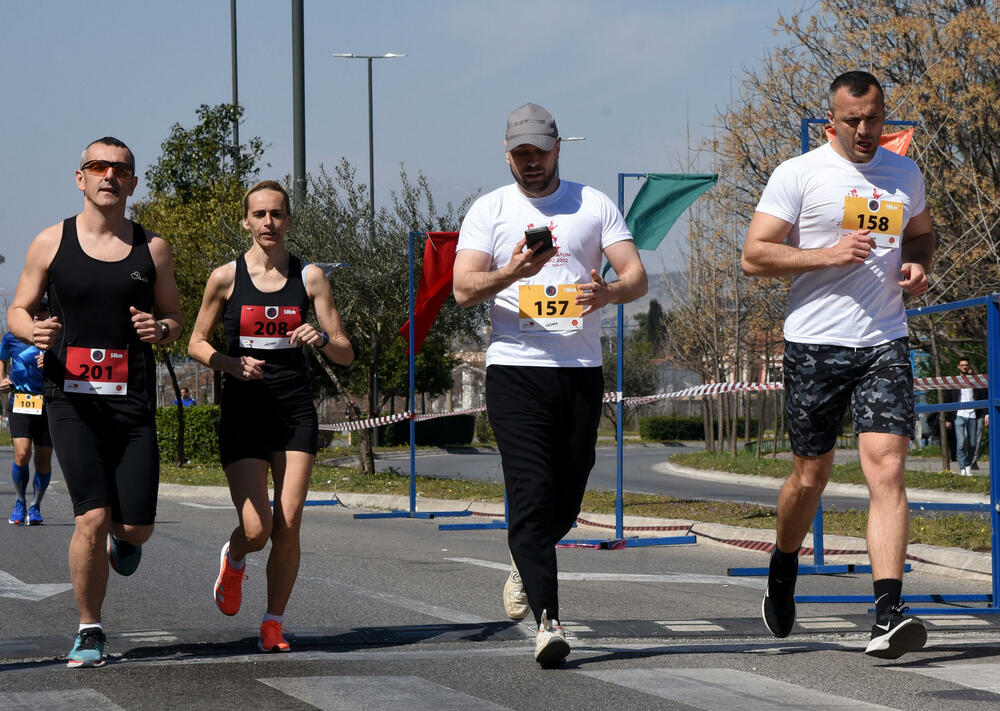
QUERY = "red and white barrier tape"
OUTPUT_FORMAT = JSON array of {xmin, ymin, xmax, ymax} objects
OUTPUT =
[
  {"xmin": 319, "ymin": 411, "xmax": 411, "ymax": 432},
  {"xmin": 413, "ymin": 406, "xmax": 486, "ymax": 422},
  {"xmin": 320, "ymin": 374, "xmax": 989, "ymax": 431}
]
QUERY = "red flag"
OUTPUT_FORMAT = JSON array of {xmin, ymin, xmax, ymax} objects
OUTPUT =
[{"xmin": 399, "ymin": 232, "xmax": 460, "ymax": 354}]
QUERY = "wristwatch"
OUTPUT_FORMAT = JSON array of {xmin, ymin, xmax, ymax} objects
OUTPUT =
[{"xmin": 158, "ymin": 321, "xmax": 169, "ymax": 342}]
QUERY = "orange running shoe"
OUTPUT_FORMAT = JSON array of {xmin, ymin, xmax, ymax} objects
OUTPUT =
[
  {"xmin": 214, "ymin": 542, "xmax": 246, "ymax": 616},
  {"xmin": 258, "ymin": 620, "xmax": 291, "ymax": 653}
]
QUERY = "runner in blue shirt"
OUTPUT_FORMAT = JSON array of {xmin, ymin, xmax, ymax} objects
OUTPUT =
[{"xmin": 0, "ymin": 298, "xmax": 53, "ymax": 525}]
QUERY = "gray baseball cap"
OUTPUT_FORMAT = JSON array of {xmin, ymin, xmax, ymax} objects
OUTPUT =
[{"xmin": 505, "ymin": 103, "xmax": 559, "ymax": 152}]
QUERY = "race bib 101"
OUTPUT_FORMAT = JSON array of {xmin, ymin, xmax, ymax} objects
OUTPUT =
[
  {"xmin": 842, "ymin": 195, "xmax": 903, "ymax": 249},
  {"xmin": 63, "ymin": 346, "xmax": 128, "ymax": 396},
  {"xmin": 239, "ymin": 305, "xmax": 302, "ymax": 349},
  {"xmin": 518, "ymin": 284, "xmax": 583, "ymax": 332},
  {"xmin": 12, "ymin": 392, "xmax": 43, "ymax": 415}
]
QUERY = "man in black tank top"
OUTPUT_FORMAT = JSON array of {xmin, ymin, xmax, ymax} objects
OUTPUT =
[{"xmin": 6, "ymin": 137, "xmax": 183, "ymax": 669}]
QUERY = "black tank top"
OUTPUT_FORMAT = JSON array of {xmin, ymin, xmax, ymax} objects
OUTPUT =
[
  {"xmin": 44, "ymin": 217, "xmax": 157, "ymax": 409},
  {"xmin": 222, "ymin": 253, "xmax": 312, "ymax": 391}
]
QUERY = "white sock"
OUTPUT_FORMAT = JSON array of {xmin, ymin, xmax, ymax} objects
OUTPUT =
[
  {"xmin": 227, "ymin": 553, "xmax": 245, "ymax": 570},
  {"xmin": 79, "ymin": 623, "xmax": 103, "ymax": 633},
  {"xmin": 262, "ymin": 613, "xmax": 283, "ymax": 625}
]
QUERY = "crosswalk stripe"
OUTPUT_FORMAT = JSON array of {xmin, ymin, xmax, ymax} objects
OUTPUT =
[
  {"xmin": 578, "ymin": 668, "xmax": 899, "ymax": 710},
  {"xmin": 0, "ymin": 690, "xmax": 126, "ymax": 711},
  {"xmin": 903, "ymin": 663, "xmax": 1000, "ymax": 695},
  {"xmin": 258, "ymin": 675, "xmax": 512, "ymax": 710}
]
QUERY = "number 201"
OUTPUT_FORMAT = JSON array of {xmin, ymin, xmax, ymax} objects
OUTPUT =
[{"xmin": 77, "ymin": 364, "xmax": 113, "ymax": 380}]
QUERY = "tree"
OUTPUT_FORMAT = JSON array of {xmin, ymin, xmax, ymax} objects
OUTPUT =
[
  {"xmin": 290, "ymin": 160, "xmax": 484, "ymax": 473},
  {"xmin": 666, "ymin": 2, "xmax": 1000, "ymax": 457},
  {"xmin": 131, "ymin": 103, "xmax": 266, "ymax": 463}
]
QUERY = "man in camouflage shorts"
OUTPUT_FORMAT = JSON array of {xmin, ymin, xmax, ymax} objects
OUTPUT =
[{"xmin": 741, "ymin": 71, "xmax": 936, "ymax": 660}]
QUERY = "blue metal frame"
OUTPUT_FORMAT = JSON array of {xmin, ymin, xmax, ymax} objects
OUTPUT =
[{"xmin": 353, "ymin": 231, "xmax": 472, "ymax": 522}]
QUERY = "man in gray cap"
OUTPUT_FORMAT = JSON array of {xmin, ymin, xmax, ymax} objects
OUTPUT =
[{"xmin": 453, "ymin": 102, "xmax": 647, "ymax": 667}]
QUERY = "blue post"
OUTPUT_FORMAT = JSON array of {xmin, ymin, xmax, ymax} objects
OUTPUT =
[
  {"xmin": 987, "ymin": 294, "xmax": 1000, "ymax": 608},
  {"xmin": 408, "ymin": 231, "xmax": 418, "ymax": 515},
  {"xmin": 616, "ymin": 173, "xmax": 626, "ymax": 539}
]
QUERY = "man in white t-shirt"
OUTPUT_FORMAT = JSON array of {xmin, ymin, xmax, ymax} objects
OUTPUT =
[
  {"xmin": 741, "ymin": 72, "xmax": 935, "ymax": 660},
  {"xmin": 453, "ymin": 103, "xmax": 647, "ymax": 667},
  {"xmin": 944, "ymin": 358, "xmax": 988, "ymax": 476}
]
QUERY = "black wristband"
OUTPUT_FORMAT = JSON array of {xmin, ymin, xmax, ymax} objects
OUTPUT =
[
  {"xmin": 319, "ymin": 331, "xmax": 330, "ymax": 348},
  {"xmin": 158, "ymin": 321, "xmax": 169, "ymax": 342}
]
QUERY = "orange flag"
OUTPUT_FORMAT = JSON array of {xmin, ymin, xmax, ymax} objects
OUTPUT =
[{"xmin": 824, "ymin": 125, "xmax": 914, "ymax": 156}]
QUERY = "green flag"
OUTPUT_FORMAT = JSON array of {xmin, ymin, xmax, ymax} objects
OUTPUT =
[{"xmin": 604, "ymin": 173, "xmax": 717, "ymax": 276}]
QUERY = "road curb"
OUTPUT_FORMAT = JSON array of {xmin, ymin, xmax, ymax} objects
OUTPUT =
[{"xmin": 157, "ymin": 484, "xmax": 992, "ymax": 583}]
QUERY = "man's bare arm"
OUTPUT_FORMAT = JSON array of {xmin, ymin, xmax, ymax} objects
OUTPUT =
[
  {"xmin": 741, "ymin": 211, "xmax": 875, "ymax": 278},
  {"xmin": 453, "ymin": 242, "xmax": 557, "ymax": 308},
  {"xmin": 7, "ymin": 224, "xmax": 61, "ymax": 348}
]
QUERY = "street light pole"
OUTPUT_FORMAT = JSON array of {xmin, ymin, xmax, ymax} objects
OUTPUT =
[
  {"xmin": 331, "ymin": 52, "xmax": 405, "ymax": 447},
  {"xmin": 331, "ymin": 52, "xmax": 406, "ymax": 239}
]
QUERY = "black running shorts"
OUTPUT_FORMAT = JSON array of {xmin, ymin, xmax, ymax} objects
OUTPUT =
[
  {"xmin": 8, "ymin": 408, "xmax": 52, "ymax": 447},
  {"xmin": 44, "ymin": 389, "xmax": 159, "ymax": 524},
  {"xmin": 783, "ymin": 338, "xmax": 914, "ymax": 457},
  {"xmin": 218, "ymin": 381, "xmax": 318, "ymax": 467}
]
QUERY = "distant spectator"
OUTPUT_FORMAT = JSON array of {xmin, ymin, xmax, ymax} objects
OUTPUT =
[
  {"xmin": 174, "ymin": 387, "xmax": 195, "ymax": 407},
  {"xmin": 944, "ymin": 358, "xmax": 988, "ymax": 476}
]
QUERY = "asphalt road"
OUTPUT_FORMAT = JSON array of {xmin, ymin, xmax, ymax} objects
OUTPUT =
[{"xmin": 3, "ymin": 450, "xmax": 1000, "ymax": 710}]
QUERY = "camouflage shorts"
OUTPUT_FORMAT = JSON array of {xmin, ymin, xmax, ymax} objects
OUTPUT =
[{"xmin": 783, "ymin": 338, "xmax": 914, "ymax": 457}]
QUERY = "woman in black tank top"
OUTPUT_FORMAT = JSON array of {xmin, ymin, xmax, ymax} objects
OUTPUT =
[{"xmin": 188, "ymin": 180, "xmax": 352, "ymax": 653}]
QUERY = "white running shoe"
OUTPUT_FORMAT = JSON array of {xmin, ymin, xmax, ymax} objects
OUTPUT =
[
  {"xmin": 503, "ymin": 555, "xmax": 529, "ymax": 620},
  {"xmin": 534, "ymin": 609, "xmax": 570, "ymax": 668}
]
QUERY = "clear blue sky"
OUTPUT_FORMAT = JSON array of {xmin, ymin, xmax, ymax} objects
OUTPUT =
[{"xmin": 0, "ymin": 0, "xmax": 798, "ymax": 297}]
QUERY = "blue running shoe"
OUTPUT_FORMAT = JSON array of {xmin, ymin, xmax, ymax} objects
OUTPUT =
[
  {"xmin": 107, "ymin": 534, "xmax": 142, "ymax": 576},
  {"xmin": 67, "ymin": 627, "xmax": 107, "ymax": 668},
  {"xmin": 9, "ymin": 500, "xmax": 26, "ymax": 525},
  {"xmin": 27, "ymin": 504, "xmax": 43, "ymax": 526}
]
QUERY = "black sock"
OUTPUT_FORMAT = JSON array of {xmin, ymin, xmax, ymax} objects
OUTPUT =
[
  {"xmin": 769, "ymin": 546, "xmax": 800, "ymax": 583},
  {"xmin": 873, "ymin": 578, "xmax": 903, "ymax": 620}
]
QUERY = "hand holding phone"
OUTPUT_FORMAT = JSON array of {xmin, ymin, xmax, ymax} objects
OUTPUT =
[{"xmin": 524, "ymin": 226, "xmax": 553, "ymax": 252}]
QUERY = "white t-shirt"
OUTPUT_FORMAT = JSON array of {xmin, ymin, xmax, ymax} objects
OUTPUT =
[
  {"xmin": 458, "ymin": 180, "xmax": 633, "ymax": 367},
  {"xmin": 756, "ymin": 142, "xmax": 926, "ymax": 347},
  {"xmin": 957, "ymin": 387, "xmax": 975, "ymax": 419}
]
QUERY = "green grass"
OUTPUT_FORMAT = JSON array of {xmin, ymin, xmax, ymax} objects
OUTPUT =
[
  {"xmin": 671, "ymin": 450, "xmax": 989, "ymax": 494},
  {"xmin": 160, "ymin": 458, "xmax": 992, "ymax": 551},
  {"xmin": 0, "ymin": 430, "xmax": 11, "ymax": 447}
]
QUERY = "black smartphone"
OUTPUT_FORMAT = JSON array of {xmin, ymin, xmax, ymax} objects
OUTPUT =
[{"xmin": 524, "ymin": 226, "xmax": 553, "ymax": 252}]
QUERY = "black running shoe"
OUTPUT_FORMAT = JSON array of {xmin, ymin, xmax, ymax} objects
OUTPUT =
[
  {"xmin": 761, "ymin": 578, "xmax": 796, "ymax": 638},
  {"xmin": 865, "ymin": 601, "xmax": 927, "ymax": 659}
]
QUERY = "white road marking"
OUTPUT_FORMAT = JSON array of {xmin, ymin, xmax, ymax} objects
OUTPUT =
[
  {"xmin": 445, "ymin": 557, "xmax": 766, "ymax": 589},
  {"xmin": 258, "ymin": 675, "xmax": 511, "ymax": 710},
  {"xmin": 578, "ymin": 668, "xmax": 900, "ymax": 710},
  {"xmin": 923, "ymin": 615, "xmax": 991, "ymax": 627},
  {"xmin": 656, "ymin": 620, "xmax": 726, "ymax": 632},
  {"xmin": 902, "ymin": 662, "xmax": 1000, "ymax": 695},
  {"xmin": 0, "ymin": 570, "xmax": 73, "ymax": 601},
  {"xmin": 798, "ymin": 616, "xmax": 859, "ymax": 630}
]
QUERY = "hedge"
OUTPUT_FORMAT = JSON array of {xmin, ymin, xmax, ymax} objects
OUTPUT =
[
  {"xmin": 156, "ymin": 405, "xmax": 221, "ymax": 463},
  {"xmin": 378, "ymin": 414, "xmax": 476, "ymax": 447},
  {"xmin": 640, "ymin": 416, "xmax": 761, "ymax": 442}
]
